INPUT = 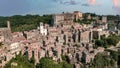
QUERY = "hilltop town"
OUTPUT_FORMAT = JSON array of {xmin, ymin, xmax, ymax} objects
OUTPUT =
[{"xmin": 0, "ymin": 11, "xmax": 120, "ymax": 68}]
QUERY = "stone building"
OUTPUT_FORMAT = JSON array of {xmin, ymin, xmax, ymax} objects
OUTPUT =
[
  {"xmin": 102, "ymin": 16, "xmax": 107, "ymax": 23},
  {"xmin": 9, "ymin": 42, "xmax": 24, "ymax": 55},
  {"xmin": 0, "ymin": 21, "xmax": 12, "ymax": 42},
  {"xmin": 74, "ymin": 11, "xmax": 83, "ymax": 20},
  {"xmin": 118, "ymin": 23, "xmax": 120, "ymax": 30},
  {"xmin": 82, "ymin": 52, "xmax": 95, "ymax": 63},
  {"xmin": 53, "ymin": 11, "xmax": 82, "ymax": 25},
  {"xmin": 93, "ymin": 29, "xmax": 109, "ymax": 39},
  {"xmin": 80, "ymin": 30, "xmax": 92, "ymax": 43},
  {"xmin": 52, "ymin": 14, "xmax": 64, "ymax": 25},
  {"xmin": 39, "ymin": 22, "xmax": 47, "ymax": 36},
  {"xmin": 64, "ymin": 12, "xmax": 74, "ymax": 22},
  {"xmin": 87, "ymin": 14, "xmax": 91, "ymax": 19}
]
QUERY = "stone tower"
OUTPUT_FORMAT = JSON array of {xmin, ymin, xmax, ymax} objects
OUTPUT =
[
  {"xmin": 7, "ymin": 21, "xmax": 11, "ymax": 30},
  {"xmin": 102, "ymin": 16, "xmax": 107, "ymax": 23}
]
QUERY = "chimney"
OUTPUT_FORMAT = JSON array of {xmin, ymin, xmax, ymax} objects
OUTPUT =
[{"xmin": 7, "ymin": 21, "xmax": 11, "ymax": 30}]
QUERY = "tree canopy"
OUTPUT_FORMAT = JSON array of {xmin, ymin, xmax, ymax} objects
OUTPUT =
[
  {"xmin": 4, "ymin": 54, "xmax": 34, "ymax": 68},
  {"xmin": 0, "ymin": 15, "xmax": 52, "ymax": 32},
  {"xmin": 95, "ymin": 34, "xmax": 120, "ymax": 48},
  {"xmin": 90, "ymin": 53, "xmax": 116, "ymax": 68},
  {"xmin": 36, "ymin": 57, "xmax": 74, "ymax": 68}
]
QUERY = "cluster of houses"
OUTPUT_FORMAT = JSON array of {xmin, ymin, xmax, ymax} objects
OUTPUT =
[{"xmin": 0, "ymin": 11, "xmax": 120, "ymax": 68}]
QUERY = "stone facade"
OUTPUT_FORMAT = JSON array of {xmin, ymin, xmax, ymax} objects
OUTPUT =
[
  {"xmin": 102, "ymin": 16, "xmax": 107, "ymax": 23},
  {"xmin": 53, "ymin": 11, "xmax": 83, "ymax": 25},
  {"xmin": 74, "ymin": 11, "xmax": 83, "ymax": 20}
]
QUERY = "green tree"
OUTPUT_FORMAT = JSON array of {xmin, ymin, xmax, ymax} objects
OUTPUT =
[
  {"xmin": 29, "ymin": 56, "xmax": 35, "ymax": 65},
  {"xmin": 0, "ymin": 15, "xmax": 52, "ymax": 32},
  {"xmin": 90, "ymin": 53, "xmax": 115, "ymax": 68},
  {"xmin": 36, "ymin": 57, "xmax": 74, "ymax": 68},
  {"xmin": 37, "ymin": 57, "xmax": 55, "ymax": 68},
  {"xmin": 62, "ymin": 62, "xmax": 74, "ymax": 68},
  {"xmin": 95, "ymin": 40, "xmax": 104, "ymax": 47},
  {"xmin": 106, "ymin": 37, "xmax": 119, "ymax": 46},
  {"xmin": 4, "ymin": 54, "xmax": 34, "ymax": 68}
]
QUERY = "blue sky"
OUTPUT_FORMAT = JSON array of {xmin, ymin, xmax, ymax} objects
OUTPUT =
[{"xmin": 0, "ymin": 0, "xmax": 120, "ymax": 16}]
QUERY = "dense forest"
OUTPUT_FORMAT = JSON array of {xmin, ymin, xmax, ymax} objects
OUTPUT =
[
  {"xmin": 95, "ymin": 34, "xmax": 120, "ymax": 48},
  {"xmin": 90, "ymin": 49, "xmax": 120, "ymax": 68},
  {"xmin": 0, "ymin": 15, "xmax": 52, "ymax": 32},
  {"xmin": 5, "ymin": 54, "xmax": 74, "ymax": 68}
]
